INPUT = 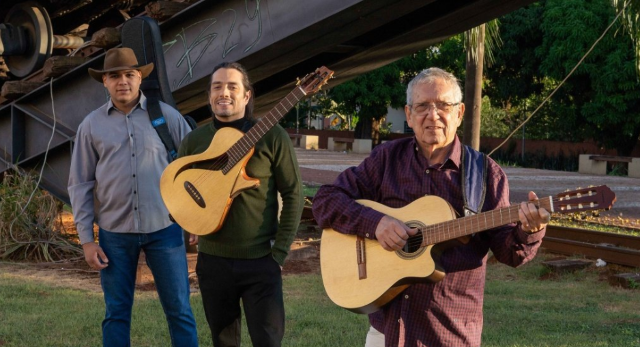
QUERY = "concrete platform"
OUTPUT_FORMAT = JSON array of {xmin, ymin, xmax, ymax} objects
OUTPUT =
[{"xmin": 296, "ymin": 148, "xmax": 640, "ymax": 222}]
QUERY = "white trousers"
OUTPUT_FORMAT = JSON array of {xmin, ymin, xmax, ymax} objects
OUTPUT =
[{"xmin": 364, "ymin": 325, "xmax": 385, "ymax": 347}]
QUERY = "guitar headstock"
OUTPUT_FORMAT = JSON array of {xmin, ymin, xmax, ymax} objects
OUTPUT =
[
  {"xmin": 553, "ymin": 185, "xmax": 616, "ymax": 213},
  {"xmin": 297, "ymin": 66, "xmax": 334, "ymax": 96}
]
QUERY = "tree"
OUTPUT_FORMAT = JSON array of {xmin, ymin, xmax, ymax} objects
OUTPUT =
[
  {"xmin": 611, "ymin": 0, "xmax": 640, "ymax": 75},
  {"xmin": 462, "ymin": 25, "xmax": 485, "ymax": 150},
  {"xmin": 463, "ymin": 21, "xmax": 501, "ymax": 151},
  {"xmin": 329, "ymin": 61, "xmax": 407, "ymax": 142},
  {"xmin": 537, "ymin": 0, "xmax": 640, "ymax": 155},
  {"xmin": 484, "ymin": 2, "xmax": 545, "ymax": 119},
  {"xmin": 485, "ymin": 0, "xmax": 640, "ymax": 155},
  {"xmin": 279, "ymin": 92, "xmax": 334, "ymax": 130},
  {"xmin": 330, "ymin": 65, "xmax": 402, "ymax": 140},
  {"xmin": 328, "ymin": 39, "xmax": 466, "ymax": 142}
]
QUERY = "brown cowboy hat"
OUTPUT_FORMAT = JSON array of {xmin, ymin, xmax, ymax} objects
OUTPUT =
[{"xmin": 88, "ymin": 47, "xmax": 154, "ymax": 82}]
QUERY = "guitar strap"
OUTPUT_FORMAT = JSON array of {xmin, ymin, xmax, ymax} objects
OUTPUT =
[
  {"xmin": 461, "ymin": 145, "xmax": 488, "ymax": 216},
  {"xmin": 148, "ymin": 99, "xmax": 179, "ymax": 161},
  {"xmin": 121, "ymin": 16, "xmax": 196, "ymax": 163}
]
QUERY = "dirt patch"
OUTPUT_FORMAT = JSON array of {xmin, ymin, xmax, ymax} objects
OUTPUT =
[
  {"xmin": 299, "ymin": 167, "xmax": 340, "ymax": 186},
  {"xmin": 0, "ymin": 259, "xmax": 102, "ymax": 292},
  {"xmin": 283, "ymin": 241, "xmax": 321, "ymax": 275},
  {"xmin": 0, "ymin": 219, "xmax": 323, "ymax": 293}
]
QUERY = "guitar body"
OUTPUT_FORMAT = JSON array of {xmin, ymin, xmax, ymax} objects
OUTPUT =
[
  {"xmin": 320, "ymin": 185, "xmax": 616, "ymax": 314},
  {"xmin": 160, "ymin": 127, "xmax": 260, "ymax": 235},
  {"xmin": 320, "ymin": 196, "xmax": 458, "ymax": 314}
]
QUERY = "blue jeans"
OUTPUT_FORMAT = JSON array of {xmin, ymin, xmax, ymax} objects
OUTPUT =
[{"xmin": 99, "ymin": 224, "xmax": 198, "ymax": 347}]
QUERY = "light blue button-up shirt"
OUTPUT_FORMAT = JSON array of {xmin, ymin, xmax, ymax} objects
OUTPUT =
[{"xmin": 68, "ymin": 92, "xmax": 191, "ymax": 244}]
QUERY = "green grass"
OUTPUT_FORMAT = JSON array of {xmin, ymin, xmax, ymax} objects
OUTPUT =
[
  {"xmin": 482, "ymin": 256, "xmax": 640, "ymax": 346},
  {"xmin": 0, "ymin": 268, "xmax": 367, "ymax": 347},
  {"xmin": 303, "ymin": 184, "xmax": 320, "ymax": 198},
  {"xmin": 1, "ymin": 254, "xmax": 640, "ymax": 346},
  {"xmin": 494, "ymin": 159, "xmax": 521, "ymax": 168}
]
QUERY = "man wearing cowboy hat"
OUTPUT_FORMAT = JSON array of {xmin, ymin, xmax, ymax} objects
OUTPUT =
[{"xmin": 68, "ymin": 47, "xmax": 198, "ymax": 347}]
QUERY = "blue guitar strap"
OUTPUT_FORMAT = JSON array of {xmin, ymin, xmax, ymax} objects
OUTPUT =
[
  {"xmin": 147, "ymin": 100, "xmax": 178, "ymax": 161},
  {"xmin": 461, "ymin": 145, "xmax": 488, "ymax": 216}
]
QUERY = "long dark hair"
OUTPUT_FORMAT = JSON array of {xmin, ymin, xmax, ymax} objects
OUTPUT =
[{"xmin": 209, "ymin": 62, "xmax": 254, "ymax": 120}]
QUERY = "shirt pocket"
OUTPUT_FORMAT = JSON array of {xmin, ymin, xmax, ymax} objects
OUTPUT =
[{"xmin": 139, "ymin": 127, "xmax": 168, "ymax": 156}]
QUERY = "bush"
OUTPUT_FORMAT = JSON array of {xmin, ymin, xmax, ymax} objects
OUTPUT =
[
  {"xmin": 483, "ymin": 145, "xmax": 580, "ymax": 172},
  {"xmin": 0, "ymin": 171, "xmax": 82, "ymax": 262}
]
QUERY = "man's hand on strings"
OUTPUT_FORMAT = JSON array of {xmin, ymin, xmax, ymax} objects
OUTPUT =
[{"xmin": 375, "ymin": 215, "xmax": 418, "ymax": 251}]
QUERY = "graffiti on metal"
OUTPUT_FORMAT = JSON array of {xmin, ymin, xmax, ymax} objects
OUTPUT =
[{"xmin": 163, "ymin": 0, "xmax": 262, "ymax": 89}]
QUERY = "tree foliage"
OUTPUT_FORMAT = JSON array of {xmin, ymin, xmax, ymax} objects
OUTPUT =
[
  {"xmin": 485, "ymin": 3, "xmax": 545, "ymax": 110},
  {"xmin": 538, "ymin": 0, "xmax": 640, "ymax": 154},
  {"xmin": 322, "ymin": 0, "xmax": 640, "ymax": 155},
  {"xmin": 486, "ymin": 0, "xmax": 640, "ymax": 155},
  {"xmin": 328, "ymin": 38, "xmax": 466, "ymax": 139},
  {"xmin": 329, "ymin": 64, "xmax": 405, "ymax": 138},
  {"xmin": 611, "ymin": 0, "xmax": 640, "ymax": 75}
]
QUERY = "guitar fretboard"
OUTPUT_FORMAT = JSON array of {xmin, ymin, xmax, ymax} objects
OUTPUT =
[
  {"xmin": 420, "ymin": 197, "xmax": 553, "ymax": 246},
  {"xmin": 221, "ymin": 86, "xmax": 306, "ymax": 174}
]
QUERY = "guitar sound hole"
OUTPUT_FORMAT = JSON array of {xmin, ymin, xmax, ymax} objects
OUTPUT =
[
  {"xmin": 403, "ymin": 231, "xmax": 423, "ymax": 254},
  {"xmin": 396, "ymin": 221, "xmax": 426, "ymax": 260}
]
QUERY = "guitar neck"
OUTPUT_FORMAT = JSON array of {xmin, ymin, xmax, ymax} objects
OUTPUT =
[
  {"xmin": 223, "ymin": 86, "xmax": 307, "ymax": 171},
  {"xmin": 420, "ymin": 197, "xmax": 553, "ymax": 246}
]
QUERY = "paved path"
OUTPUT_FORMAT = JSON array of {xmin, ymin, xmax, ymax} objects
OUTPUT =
[{"xmin": 296, "ymin": 149, "xmax": 640, "ymax": 221}]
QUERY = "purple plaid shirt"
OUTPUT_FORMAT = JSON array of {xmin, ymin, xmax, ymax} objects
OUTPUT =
[{"xmin": 312, "ymin": 136, "xmax": 545, "ymax": 347}]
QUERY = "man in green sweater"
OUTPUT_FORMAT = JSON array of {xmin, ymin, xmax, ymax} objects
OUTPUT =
[{"xmin": 178, "ymin": 62, "xmax": 303, "ymax": 347}]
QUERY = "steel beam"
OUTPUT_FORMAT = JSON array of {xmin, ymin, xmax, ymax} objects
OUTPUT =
[{"xmin": 0, "ymin": 0, "xmax": 537, "ymax": 203}]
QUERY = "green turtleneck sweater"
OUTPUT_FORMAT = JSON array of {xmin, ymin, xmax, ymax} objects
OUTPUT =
[{"xmin": 177, "ymin": 118, "xmax": 303, "ymax": 266}]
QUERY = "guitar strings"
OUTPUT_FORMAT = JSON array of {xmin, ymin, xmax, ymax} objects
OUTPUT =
[{"xmin": 400, "ymin": 192, "xmax": 603, "ymax": 250}]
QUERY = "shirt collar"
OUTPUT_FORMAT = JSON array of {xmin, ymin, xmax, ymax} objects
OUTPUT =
[
  {"xmin": 411, "ymin": 135, "xmax": 463, "ymax": 169},
  {"xmin": 106, "ymin": 91, "xmax": 147, "ymax": 116},
  {"xmin": 448, "ymin": 136, "xmax": 463, "ymax": 169}
]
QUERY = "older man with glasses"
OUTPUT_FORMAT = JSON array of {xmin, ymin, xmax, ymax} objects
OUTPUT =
[{"xmin": 312, "ymin": 67, "xmax": 550, "ymax": 347}]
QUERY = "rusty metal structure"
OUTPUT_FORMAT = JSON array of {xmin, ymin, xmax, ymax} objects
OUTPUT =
[{"xmin": 0, "ymin": 0, "xmax": 536, "ymax": 203}]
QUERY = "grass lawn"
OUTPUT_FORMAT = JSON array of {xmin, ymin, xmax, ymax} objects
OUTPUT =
[{"xmin": 1, "ymin": 253, "xmax": 640, "ymax": 346}]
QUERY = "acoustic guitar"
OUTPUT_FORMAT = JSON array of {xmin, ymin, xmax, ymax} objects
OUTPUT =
[
  {"xmin": 160, "ymin": 67, "xmax": 334, "ymax": 235},
  {"xmin": 320, "ymin": 186, "xmax": 616, "ymax": 314}
]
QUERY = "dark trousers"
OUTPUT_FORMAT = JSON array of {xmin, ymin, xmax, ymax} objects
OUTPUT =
[{"xmin": 196, "ymin": 253, "xmax": 284, "ymax": 347}]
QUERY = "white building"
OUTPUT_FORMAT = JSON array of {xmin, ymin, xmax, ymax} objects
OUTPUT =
[{"xmin": 385, "ymin": 106, "xmax": 412, "ymax": 134}]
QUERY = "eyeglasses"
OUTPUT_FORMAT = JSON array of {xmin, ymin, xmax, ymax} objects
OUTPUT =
[{"xmin": 409, "ymin": 101, "xmax": 460, "ymax": 114}]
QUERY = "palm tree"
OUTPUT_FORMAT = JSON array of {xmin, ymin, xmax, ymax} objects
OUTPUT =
[
  {"xmin": 611, "ymin": 0, "xmax": 640, "ymax": 75},
  {"xmin": 462, "ymin": 20, "xmax": 501, "ymax": 150}
]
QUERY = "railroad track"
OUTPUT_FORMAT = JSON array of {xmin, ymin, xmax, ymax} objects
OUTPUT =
[{"xmin": 543, "ymin": 225, "xmax": 640, "ymax": 268}]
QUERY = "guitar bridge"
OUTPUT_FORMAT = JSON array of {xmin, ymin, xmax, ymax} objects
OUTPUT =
[
  {"xmin": 357, "ymin": 236, "xmax": 367, "ymax": 280},
  {"xmin": 184, "ymin": 181, "xmax": 206, "ymax": 208}
]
